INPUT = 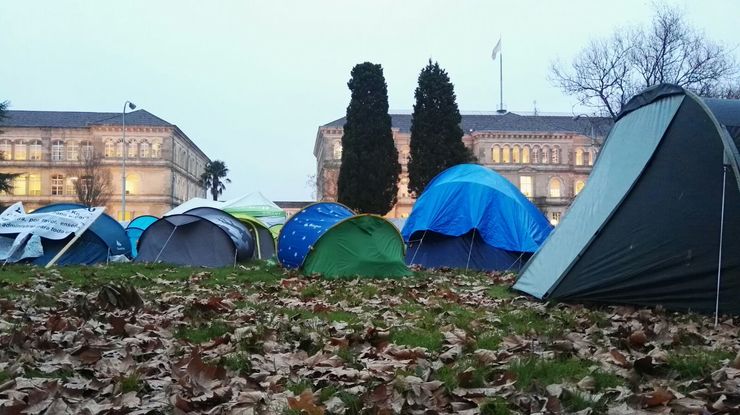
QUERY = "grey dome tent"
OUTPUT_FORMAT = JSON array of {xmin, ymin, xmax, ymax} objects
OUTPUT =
[
  {"xmin": 514, "ymin": 84, "xmax": 740, "ymax": 314},
  {"xmin": 136, "ymin": 207, "xmax": 254, "ymax": 267},
  {"xmin": 184, "ymin": 207, "xmax": 275, "ymax": 260}
]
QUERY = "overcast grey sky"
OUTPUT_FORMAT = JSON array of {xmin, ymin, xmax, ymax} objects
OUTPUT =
[{"xmin": 1, "ymin": 0, "xmax": 738, "ymax": 200}]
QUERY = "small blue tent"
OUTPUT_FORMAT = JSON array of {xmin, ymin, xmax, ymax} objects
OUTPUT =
[
  {"xmin": 125, "ymin": 215, "xmax": 158, "ymax": 258},
  {"xmin": 402, "ymin": 164, "xmax": 552, "ymax": 271},
  {"xmin": 31, "ymin": 203, "xmax": 131, "ymax": 265}
]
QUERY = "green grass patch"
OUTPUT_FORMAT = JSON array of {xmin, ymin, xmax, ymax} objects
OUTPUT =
[
  {"xmin": 562, "ymin": 391, "xmax": 597, "ymax": 413},
  {"xmin": 319, "ymin": 385, "xmax": 338, "ymax": 402},
  {"xmin": 300, "ymin": 284, "xmax": 322, "ymax": 299},
  {"xmin": 0, "ymin": 370, "xmax": 10, "ymax": 383},
  {"xmin": 486, "ymin": 286, "xmax": 513, "ymax": 299},
  {"xmin": 338, "ymin": 391, "xmax": 363, "ymax": 415},
  {"xmin": 480, "ymin": 397, "xmax": 511, "ymax": 415},
  {"xmin": 176, "ymin": 321, "xmax": 230, "ymax": 344},
  {"xmin": 475, "ymin": 332, "xmax": 502, "ymax": 350},
  {"xmin": 286, "ymin": 379, "xmax": 313, "ymax": 395},
  {"xmin": 358, "ymin": 284, "xmax": 379, "ymax": 298},
  {"xmin": 439, "ymin": 303, "xmax": 483, "ymax": 333},
  {"xmin": 496, "ymin": 308, "xmax": 549, "ymax": 335},
  {"xmin": 390, "ymin": 327, "xmax": 444, "ymax": 352},
  {"xmin": 23, "ymin": 368, "xmax": 74, "ymax": 381},
  {"xmin": 591, "ymin": 370, "xmax": 624, "ymax": 389},
  {"xmin": 119, "ymin": 373, "xmax": 142, "ymax": 393},
  {"xmin": 509, "ymin": 357, "xmax": 590, "ymax": 390},
  {"xmin": 667, "ymin": 348, "xmax": 735, "ymax": 379},
  {"xmin": 221, "ymin": 353, "xmax": 251, "ymax": 375}
]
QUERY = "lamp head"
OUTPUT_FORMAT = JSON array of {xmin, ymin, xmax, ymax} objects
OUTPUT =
[{"xmin": 127, "ymin": 102, "xmax": 137, "ymax": 110}]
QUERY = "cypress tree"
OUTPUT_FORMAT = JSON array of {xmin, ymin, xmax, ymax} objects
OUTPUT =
[
  {"xmin": 338, "ymin": 62, "xmax": 400, "ymax": 214},
  {"xmin": 408, "ymin": 60, "xmax": 474, "ymax": 196}
]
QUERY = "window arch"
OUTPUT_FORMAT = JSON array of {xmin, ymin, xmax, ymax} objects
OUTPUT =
[
  {"xmin": 491, "ymin": 145, "xmax": 501, "ymax": 163},
  {"xmin": 549, "ymin": 177, "xmax": 562, "ymax": 198},
  {"xmin": 125, "ymin": 174, "xmax": 141, "ymax": 195},
  {"xmin": 532, "ymin": 146, "xmax": 540, "ymax": 164},
  {"xmin": 575, "ymin": 148, "xmax": 585, "ymax": 166},
  {"xmin": 512, "ymin": 145, "xmax": 521, "ymax": 163},
  {"xmin": 51, "ymin": 174, "xmax": 65, "ymax": 195},
  {"xmin": 0, "ymin": 140, "xmax": 11, "ymax": 160},
  {"xmin": 551, "ymin": 146, "xmax": 561, "ymax": 164},
  {"xmin": 51, "ymin": 140, "xmax": 64, "ymax": 161},
  {"xmin": 66, "ymin": 141, "xmax": 79, "ymax": 161},
  {"xmin": 522, "ymin": 146, "xmax": 530, "ymax": 163},
  {"xmin": 574, "ymin": 180, "xmax": 585, "ymax": 195},
  {"xmin": 502, "ymin": 145, "xmax": 511, "ymax": 163},
  {"xmin": 541, "ymin": 146, "xmax": 550, "ymax": 164},
  {"xmin": 104, "ymin": 141, "xmax": 115, "ymax": 158},
  {"xmin": 80, "ymin": 141, "xmax": 93, "ymax": 160},
  {"xmin": 127, "ymin": 140, "xmax": 137, "ymax": 158},
  {"xmin": 151, "ymin": 142, "xmax": 161, "ymax": 158},
  {"xmin": 29, "ymin": 140, "xmax": 42, "ymax": 160},
  {"xmin": 14, "ymin": 140, "xmax": 27, "ymax": 160},
  {"xmin": 139, "ymin": 140, "xmax": 151, "ymax": 158}
]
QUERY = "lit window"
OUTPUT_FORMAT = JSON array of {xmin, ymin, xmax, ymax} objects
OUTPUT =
[
  {"xmin": 51, "ymin": 140, "xmax": 64, "ymax": 161},
  {"xmin": 29, "ymin": 174, "xmax": 41, "ymax": 195},
  {"xmin": 65, "ymin": 176, "xmax": 76, "ymax": 195},
  {"xmin": 117, "ymin": 211, "xmax": 135, "ymax": 221},
  {"xmin": 14, "ymin": 141, "xmax": 26, "ymax": 160},
  {"xmin": 66, "ymin": 141, "xmax": 79, "ymax": 161},
  {"xmin": 575, "ymin": 148, "xmax": 584, "ymax": 166},
  {"xmin": 0, "ymin": 140, "xmax": 11, "ymax": 160},
  {"xmin": 502, "ymin": 145, "xmax": 510, "ymax": 163},
  {"xmin": 519, "ymin": 176, "xmax": 533, "ymax": 197},
  {"xmin": 522, "ymin": 146, "xmax": 530, "ymax": 163},
  {"xmin": 551, "ymin": 211, "xmax": 561, "ymax": 225},
  {"xmin": 125, "ymin": 174, "xmax": 140, "ymax": 195},
  {"xmin": 532, "ymin": 147, "xmax": 540, "ymax": 164},
  {"xmin": 491, "ymin": 145, "xmax": 500, "ymax": 163},
  {"xmin": 128, "ymin": 141, "xmax": 137, "ymax": 158},
  {"xmin": 541, "ymin": 147, "xmax": 549, "ymax": 164},
  {"xmin": 12, "ymin": 174, "xmax": 27, "ymax": 195},
  {"xmin": 80, "ymin": 141, "xmax": 94, "ymax": 160},
  {"xmin": 551, "ymin": 146, "xmax": 560, "ymax": 164},
  {"xmin": 116, "ymin": 141, "xmax": 124, "ymax": 158},
  {"xmin": 512, "ymin": 146, "xmax": 520, "ymax": 163},
  {"xmin": 333, "ymin": 142, "xmax": 342, "ymax": 159},
  {"xmin": 104, "ymin": 141, "xmax": 115, "ymax": 158},
  {"xmin": 51, "ymin": 174, "xmax": 65, "ymax": 195},
  {"xmin": 574, "ymin": 180, "xmax": 585, "ymax": 195},
  {"xmin": 29, "ymin": 141, "xmax": 42, "ymax": 160},
  {"xmin": 139, "ymin": 141, "xmax": 151, "ymax": 158},
  {"xmin": 151, "ymin": 142, "xmax": 161, "ymax": 158},
  {"xmin": 549, "ymin": 177, "xmax": 562, "ymax": 198}
]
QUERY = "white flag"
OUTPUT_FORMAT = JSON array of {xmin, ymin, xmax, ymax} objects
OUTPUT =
[{"xmin": 491, "ymin": 38, "xmax": 502, "ymax": 61}]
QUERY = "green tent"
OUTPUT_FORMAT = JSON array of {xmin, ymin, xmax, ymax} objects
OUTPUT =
[
  {"xmin": 277, "ymin": 202, "xmax": 411, "ymax": 278},
  {"xmin": 223, "ymin": 192, "xmax": 286, "ymax": 228}
]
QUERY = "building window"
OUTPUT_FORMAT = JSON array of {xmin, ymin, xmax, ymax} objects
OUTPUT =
[
  {"xmin": 551, "ymin": 211, "xmax": 561, "ymax": 226},
  {"xmin": 51, "ymin": 140, "xmax": 64, "ymax": 161},
  {"xmin": 127, "ymin": 141, "xmax": 137, "ymax": 158},
  {"xmin": 29, "ymin": 174, "xmax": 41, "ymax": 195},
  {"xmin": 65, "ymin": 176, "xmax": 76, "ymax": 195},
  {"xmin": 125, "ymin": 174, "xmax": 140, "ymax": 195},
  {"xmin": 117, "ymin": 211, "xmax": 135, "ymax": 221},
  {"xmin": 66, "ymin": 141, "xmax": 79, "ymax": 161},
  {"xmin": 512, "ymin": 145, "xmax": 521, "ymax": 163},
  {"xmin": 14, "ymin": 141, "xmax": 26, "ymax": 160},
  {"xmin": 541, "ymin": 147, "xmax": 550, "ymax": 164},
  {"xmin": 491, "ymin": 145, "xmax": 501, "ymax": 163},
  {"xmin": 519, "ymin": 176, "xmax": 533, "ymax": 197},
  {"xmin": 51, "ymin": 174, "xmax": 65, "ymax": 195},
  {"xmin": 333, "ymin": 142, "xmax": 342, "ymax": 159},
  {"xmin": 584, "ymin": 151, "xmax": 591, "ymax": 166},
  {"xmin": 104, "ymin": 141, "xmax": 115, "ymax": 158},
  {"xmin": 116, "ymin": 141, "xmax": 124, "ymax": 158},
  {"xmin": 522, "ymin": 146, "xmax": 530, "ymax": 163},
  {"xmin": 80, "ymin": 141, "xmax": 94, "ymax": 160},
  {"xmin": 551, "ymin": 146, "xmax": 561, "ymax": 164},
  {"xmin": 139, "ymin": 141, "xmax": 151, "ymax": 158},
  {"xmin": 574, "ymin": 180, "xmax": 585, "ymax": 195},
  {"xmin": 29, "ymin": 140, "xmax": 42, "ymax": 160},
  {"xmin": 502, "ymin": 145, "xmax": 510, "ymax": 163},
  {"xmin": 151, "ymin": 142, "xmax": 161, "ymax": 158},
  {"xmin": 575, "ymin": 148, "xmax": 584, "ymax": 166},
  {"xmin": 12, "ymin": 174, "xmax": 27, "ymax": 195},
  {"xmin": 0, "ymin": 140, "xmax": 11, "ymax": 160},
  {"xmin": 532, "ymin": 146, "xmax": 540, "ymax": 164},
  {"xmin": 549, "ymin": 177, "xmax": 562, "ymax": 198}
]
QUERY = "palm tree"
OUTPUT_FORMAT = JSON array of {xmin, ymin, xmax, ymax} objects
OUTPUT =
[
  {"xmin": 0, "ymin": 100, "xmax": 18, "ymax": 193},
  {"xmin": 200, "ymin": 160, "xmax": 231, "ymax": 201}
]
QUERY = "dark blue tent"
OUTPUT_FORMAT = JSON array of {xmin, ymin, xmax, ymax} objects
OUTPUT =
[
  {"xmin": 277, "ymin": 202, "xmax": 354, "ymax": 269},
  {"xmin": 402, "ymin": 164, "xmax": 552, "ymax": 271},
  {"xmin": 30, "ymin": 203, "xmax": 131, "ymax": 265},
  {"xmin": 125, "ymin": 215, "xmax": 158, "ymax": 258}
]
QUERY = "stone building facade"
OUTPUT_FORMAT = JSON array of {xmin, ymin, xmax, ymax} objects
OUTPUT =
[
  {"xmin": 0, "ymin": 110, "xmax": 210, "ymax": 220},
  {"xmin": 314, "ymin": 112, "xmax": 610, "ymax": 223}
]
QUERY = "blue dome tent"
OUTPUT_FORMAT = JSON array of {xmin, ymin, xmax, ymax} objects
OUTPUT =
[
  {"xmin": 402, "ymin": 164, "xmax": 552, "ymax": 271},
  {"xmin": 30, "ymin": 203, "xmax": 131, "ymax": 265},
  {"xmin": 125, "ymin": 215, "xmax": 158, "ymax": 258}
]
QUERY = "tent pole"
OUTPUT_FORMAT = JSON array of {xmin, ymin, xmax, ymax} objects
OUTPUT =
[
  {"xmin": 233, "ymin": 248, "xmax": 238, "ymax": 268},
  {"xmin": 714, "ymin": 164, "xmax": 728, "ymax": 327},
  {"xmin": 154, "ymin": 226, "xmax": 178, "ymax": 263},
  {"xmin": 465, "ymin": 229, "xmax": 476, "ymax": 271},
  {"xmin": 408, "ymin": 230, "xmax": 427, "ymax": 265}
]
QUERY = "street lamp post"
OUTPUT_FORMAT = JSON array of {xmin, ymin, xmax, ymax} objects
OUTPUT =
[{"xmin": 122, "ymin": 101, "xmax": 136, "ymax": 222}]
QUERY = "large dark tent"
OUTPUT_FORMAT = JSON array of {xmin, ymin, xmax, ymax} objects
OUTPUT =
[
  {"xmin": 30, "ymin": 203, "xmax": 130, "ymax": 265},
  {"xmin": 184, "ymin": 207, "xmax": 275, "ymax": 260},
  {"xmin": 514, "ymin": 84, "xmax": 740, "ymax": 314},
  {"xmin": 402, "ymin": 164, "xmax": 552, "ymax": 271},
  {"xmin": 136, "ymin": 207, "xmax": 253, "ymax": 267}
]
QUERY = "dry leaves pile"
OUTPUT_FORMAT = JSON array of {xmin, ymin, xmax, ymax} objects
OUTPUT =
[{"xmin": 0, "ymin": 263, "xmax": 738, "ymax": 414}]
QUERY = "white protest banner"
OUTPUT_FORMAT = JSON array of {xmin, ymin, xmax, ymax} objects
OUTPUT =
[{"xmin": 0, "ymin": 203, "xmax": 105, "ymax": 240}]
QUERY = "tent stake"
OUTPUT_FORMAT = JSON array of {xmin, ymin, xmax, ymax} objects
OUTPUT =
[
  {"xmin": 465, "ymin": 228, "xmax": 476, "ymax": 271},
  {"xmin": 715, "ymin": 164, "xmax": 728, "ymax": 328}
]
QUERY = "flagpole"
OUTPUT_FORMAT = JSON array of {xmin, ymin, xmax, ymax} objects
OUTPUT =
[{"xmin": 499, "ymin": 52, "xmax": 503, "ymax": 112}]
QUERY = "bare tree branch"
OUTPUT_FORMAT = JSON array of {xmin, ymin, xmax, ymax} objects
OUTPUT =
[{"xmin": 67, "ymin": 151, "xmax": 112, "ymax": 207}]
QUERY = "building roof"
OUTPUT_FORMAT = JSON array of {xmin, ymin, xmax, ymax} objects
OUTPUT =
[
  {"xmin": 275, "ymin": 201, "xmax": 313, "ymax": 209},
  {"xmin": 322, "ymin": 112, "xmax": 613, "ymax": 136},
  {"xmin": 0, "ymin": 109, "xmax": 173, "ymax": 128}
]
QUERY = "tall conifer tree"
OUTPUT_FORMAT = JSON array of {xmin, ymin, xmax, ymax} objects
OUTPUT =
[
  {"xmin": 408, "ymin": 60, "xmax": 474, "ymax": 196},
  {"xmin": 338, "ymin": 62, "xmax": 400, "ymax": 214}
]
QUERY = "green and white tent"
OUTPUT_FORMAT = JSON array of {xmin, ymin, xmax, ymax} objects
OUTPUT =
[
  {"xmin": 224, "ymin": 192, "xmax": 286, "ymax": 228},
  {"xmin": 514, "ymin": 84, "xmax": 740, "ymax": 314}
]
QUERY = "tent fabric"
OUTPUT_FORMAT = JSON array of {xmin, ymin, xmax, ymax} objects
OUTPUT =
[
  {"xmin": 402, "ymin": 164, "xmax": 552, "ymax": 253},
  {"xmin": 229, "ymin": 214, "xmax": 276, "ymax": 259},
  {"xmin": 513, "ymin": 84, "xmax": 740, "ymax": 313},
  {"xmin": 277, "ymin": 202, "xmax": 410, "ymax": 278},
  {"xmin": 136, "ymin": 208, "xmax": 254, "ymax": 267},
  {"xmin": 30, "ymin": 203, "xmax": 130, "ymax": 265},
  {"xmin": 401, "ymin": 164, "xmax": 551, "ymax": 271},
  {"xmin": 302, "ymin": 215, "xmax": 412, "ymax": 278},
  {"xmin": 165, "ymin": 198, "xmax": 224, "ymax": 216},
  {"xmin": 224, "ymin": 192, "xmax": 286, "ymax": 220},
  {"xmin": 278, "ymin": 202, "xmax": 354, "ymax": 269},
  {"xmin": 125, "ymin": 215, "xmax": 158, "ymax": 258}
]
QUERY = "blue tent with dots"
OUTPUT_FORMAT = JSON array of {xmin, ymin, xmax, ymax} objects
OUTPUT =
[
  {"xmin": 31, "ymin": 203, "xmax": 131, "ymax": 265},
  {"xmin": 277, "ymin": 202, "xmax": 410, "ymax": 278},
  {"xmin": 402, "ymin": 164, "xmax": 552, "ymax": 271},
  {"xmin": 125, "ymin": 215, "xmax": 158, "ymax": 258}
]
